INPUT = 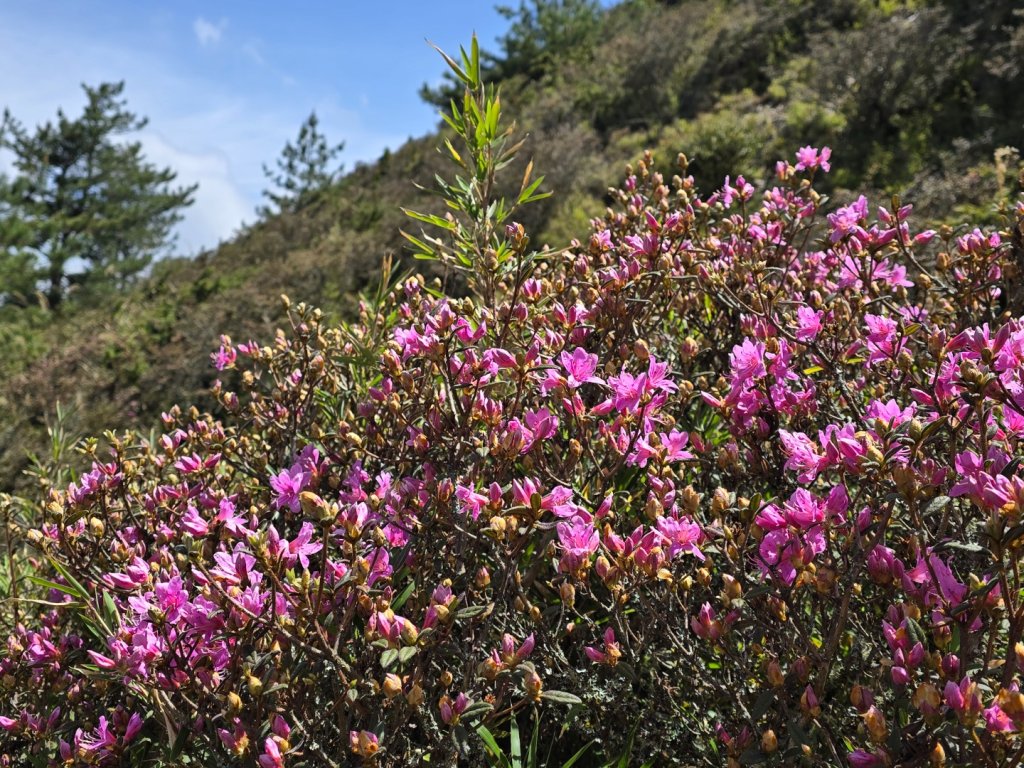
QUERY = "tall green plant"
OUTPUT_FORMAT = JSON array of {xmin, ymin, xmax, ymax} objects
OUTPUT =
[{"xmin": 402, "ymin": 34, "xmax": 550, "ymax": 307}]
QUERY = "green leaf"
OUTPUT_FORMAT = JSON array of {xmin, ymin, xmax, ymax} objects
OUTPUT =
[
  {"xmin": 380, "ymin": 648, "xmax": 398, "ymax": 669},
  {"xmin": 456, "ymin": 604, "xmax": 491, "ymax": 620},
  {"xmin": 476, "ymin": 724, "xmax": 512, "ymax": 768},
  {"xmin": 392, "ymin": 579, "xmax": 416, "ymax": 611},
  {"xmin": 540, "ymin": 690, "xmax": 583, "ymax": 706},
  {"xmin": 102, "ymin": 590, "xmax": 121, "ymax": 628},
  {"xmin": 400, "ymin": 229, "xmax": 437, "ymax": 259},
  {"xmin": 462, "ymin": 700, "xmax": 494, "ymax": 721},
  {"xmin": 27, "ymin": 574, "xmax": 81, "ymax": 596},
  {"xmin": 398, "ymin": 645, "xmax": 418, "ymax": 664},
  {"xmin": 44, "ymin": 557, "xmax": 89, "ymax": 601},
  {"xmin": 560, "ymin": 742, "xmax": 593, "ymax": 768},
  {"xmin": 430, "ymin": 42, "xmax": 470, "ymax": 86},
  {"xmin": 921, "ymin": 495, "xmax": 951, "ymax": 517},
  {"xmin": 527, "ymin": 712, "xmax": 540, "ymax": 768},
  {"xmin": 402, "ymin": 208, "xmax": 456, "ymax": 231},
  {"xmin": 510, "ymin": 715, "xmax": 521, "ymax": 767}
]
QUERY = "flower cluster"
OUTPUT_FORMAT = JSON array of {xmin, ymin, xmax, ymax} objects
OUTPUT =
[{"xmin": 3, "ymin": 143, "xmax": 1024, "ymax": 768}]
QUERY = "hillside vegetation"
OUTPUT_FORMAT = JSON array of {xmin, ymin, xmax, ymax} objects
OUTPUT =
[{"xmin": 1, "ymin": 0, "xmax": 1022, "ymax": 493}]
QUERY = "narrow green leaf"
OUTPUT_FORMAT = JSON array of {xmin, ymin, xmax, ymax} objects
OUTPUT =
[
  {"xmin": 456, "ymin": 604, "xmax": 491, "ymax": 620},
  {"xmin": 392, "ymin": 579, "xmax": 416, "ymax": 610},
  {"xmin": 510, "ymin": 716, "xmax": 521, "ymax": 767},
  {"xmin": 560, "ymin": 742, "xmax": 594, "ymax": 768},
  {"xmin": 429, "ymin": 41, "xmax": 469, "ymax": 85},
  {"xmin": 539, "ymin": 690, "xmax": 583, "ymax": 706},
  {"xmin": 476, "ymin": 724, "xmax": 512, "ymax": 768},
  {"xmin": 527, "ymin": 712, "xmax": 540, "ymax": 768}
]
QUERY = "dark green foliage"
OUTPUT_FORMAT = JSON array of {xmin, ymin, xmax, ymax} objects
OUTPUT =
[
  {"xmin": 0, "ymin": 82, "xmax": 196, "ymax": 308},
  {"xmin": 492, "ymin": 0, "xmax": 603, "ymax": 81},
  {"xmin": 420, "ymin": 0, "xmax": 602, "ymax": 107},
  {"xmin": 260, "ymin": 111, "xmax": 344, "ymax": 216}
]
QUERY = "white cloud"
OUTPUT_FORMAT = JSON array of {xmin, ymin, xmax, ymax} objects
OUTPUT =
[
  {"xmin": 140, "ymin": 133, "xmax": 252, "ymax": 253},
  {"xmin": 193, "ymin": 17, "xmax": 227, "ymax": 47},
  {"xmin": 0, "ymin": 8, "xmax": 414, "ymax": 255}
]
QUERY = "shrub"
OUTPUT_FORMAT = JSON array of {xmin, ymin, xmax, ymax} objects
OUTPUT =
[{"xmin": 4, "ymin": 42, "xmax": 1024, "ymax": 768}]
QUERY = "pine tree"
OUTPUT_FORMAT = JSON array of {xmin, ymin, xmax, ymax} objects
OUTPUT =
[
  {"xmin": 0, "ymin": 82, "xmax": 196, "ymax": 308},
  {"xmin": 260, "ymin": 111, "xmax": 344, "ymax": 216}
]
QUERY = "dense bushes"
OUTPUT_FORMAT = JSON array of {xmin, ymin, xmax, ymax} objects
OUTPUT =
[{"xmin": 6, "ymin": 40, "xmax": 1024, "ymax": 768}]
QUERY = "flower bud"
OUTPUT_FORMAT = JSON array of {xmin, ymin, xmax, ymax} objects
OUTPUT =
[
  {"xmin": 800, "ymin": 685, "xmax": 820, "ymax": 718},
  {"xmin": 721, "ymin": 574, "xmax": 742, "ymax": 602},
  {"xmin": 681, "ymin": 486, "xmax": 701, "ymax": 515},
  {"xmin": 712, "ymin": 488, "xmax": 731, "ymax": 516},
  {"xmin": 475, "ymin": 566, "xmax": 491, "ymax": 589},
  {"xmin": 793, "ymin": 657, "xmax": 810, "ymax": 683},
  {"xmin": 761, "ymin": 729, "xmax": 778, "ymax": 753},
  {"xmin": 912, "ymin": 683, "xmax": 942, "ymax": 718},
  {"xmin": 560, "ymin": 581, "xmax": 576, "ymax": 608},
  {"xmin": 246, "ymin": 674, "xmax": 263, "ymax": 697},
  {"xmin": 406, "ymin": 682, "xmax": 425, "ymax": 708},
  {"xmin": 382, "ymin": 673, "xmax": 403, "ymax": 699},
  {"xmin": 524, "ymin": 668, "xmax": 543, "ymax": 700},
  {"xmin": 349, "ymin": 730, "xmax": 379, "ymax": 758},
  {"xmin": 863, "ymin": 706, "xmax": 887, "ymax": 743}
]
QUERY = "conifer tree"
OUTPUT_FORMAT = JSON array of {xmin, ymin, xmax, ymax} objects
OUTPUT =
[
  {"xmin": 0, "ymin": 82, "xmax": 196, "ymax": 308},
  {"xmin": 260, "ymin": 111, "xmax": 344, "ymax": 216}
]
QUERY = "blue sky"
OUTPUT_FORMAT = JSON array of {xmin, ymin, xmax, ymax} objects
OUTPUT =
[{"xmin": 0, "ymin": 2, "xmax": 516, "ymax": 253}]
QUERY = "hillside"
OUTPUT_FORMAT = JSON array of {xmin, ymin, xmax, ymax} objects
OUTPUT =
[{"xmin": 1, "ymin": 0, "xmax": 1022, "ymax": 493}]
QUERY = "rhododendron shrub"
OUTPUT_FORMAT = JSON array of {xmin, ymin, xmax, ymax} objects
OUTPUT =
[{"xmin": 6, "ymin": 45, "xmax": 1024, "ymax": 768}]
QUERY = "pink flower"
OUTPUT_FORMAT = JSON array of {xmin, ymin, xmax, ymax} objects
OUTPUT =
[
  {"xmin": 866, "ymin": 399, "xmax": 915, "ymax": 429},
  {"xmin": 559, "ymin": 347, "xmax": 602, "ymax": 388},
  {"xmin": 456, "ymin": 483, "xmax": 489, "ymax": 519},
  {"xmin": 656, "ymin": 515, "xmax": 704, "ymax": 560},
  {"xmin": 754, "ymin": 490, "xmax": 828, "ymax": 584},
  {"xmin": 944, "ymin": 677, "xmax": 983, "ymax": 723},
  {"xmin": 866, "ymin": 546, "xmax": 904, "ymax": 585},
  {"xmin": 794, "ymin": 305, "xmax": 823, "ymax": 342},
  {"xmin": 439, "ymin": 692, "xmax": 470, "ymax": 725},
  {"xmin": 848, "ymin": 749, "xmax": 887, "ymax": 768},
  {"xmin": 730, "ymin": 339, "xmax": 766, "ymax": 382},
  {"xmin": 584, "ymin": 627, "xmax": 621, "ymax": 665},
  {"xmin": 557, "ymin": 519, "xmax": 600, "ymax": 572},
  {"xmin": 270, "ymin": 465, "xmax": 309, "ymax": 513},
  {"xmin": 984, "ymin": 702, "xmax": 1014, "ymax": 732},
  {"xmin": 779, "ymin": 430, "xmax": 824, "ymax": 482},
  {"xmin": 259, "ymin": 737, "xmax": 285, "ymax": 768},
  {"xmin": 828, "ymin": 195, "xmax": 869, "ymax": 242},
  {"xmin": 267, "ymin": 522, "xmax": 323, "ymax": 570},
  {"xmin": 794, "ymin": 146, "xmax": 831, "ymax": 173},
  {"xmin": 523, "ymin": 407, "xmax": 558, "ymax": 446},
  {"xmin": 498, "ymin": 633, "xmax": 535, "ymax": 666},
  {"xmin": 863, "ymin": 314, "xmax": 904, "ymax": 364},
  {"xmin": 691, "ymin": 602, "xmax": 723, "ymax": 642}
]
